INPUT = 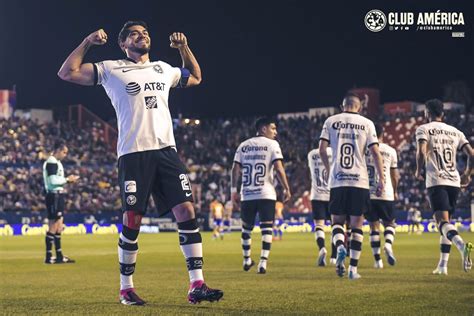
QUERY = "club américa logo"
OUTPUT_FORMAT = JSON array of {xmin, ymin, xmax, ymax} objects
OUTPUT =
[{"xmin": 365, "ymin": 10, "xmax": 387, "ymax": 32}]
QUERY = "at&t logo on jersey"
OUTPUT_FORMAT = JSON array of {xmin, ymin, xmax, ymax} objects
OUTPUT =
[
  {"xmin": 144, "ymin": 82, "xmax": 166, "ymax": 91},
  {"xmin": 126, "ymin": 82, "xmax": 141, "ymax": 95},
  {"xmin": 125, "ymin": 82, "xmax": 166, "ymax": 96}
]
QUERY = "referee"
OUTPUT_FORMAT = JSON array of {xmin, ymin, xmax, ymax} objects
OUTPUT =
[{"xmin": 43, "ymin": 141, "xmax": 79, "ymax": 264}]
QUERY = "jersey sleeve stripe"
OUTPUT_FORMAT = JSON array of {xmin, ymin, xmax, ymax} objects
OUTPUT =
[
  {"xmin": 319, "ymin": 137, "xmax": 330, "ymax": 143},
  {"xmin": 368, "ymin": 142, "xmax": 379, "ymax": 148},
  {"xmin": 271, "ymin": 158, "xmax": 284, "ymax": 164},
  {"xmin": 459, "ymin": 141, "xmax": 469, "ymax": 151},
  {"xmin": 233, "ymin": 161, "xmax": 242, "ymax": 166}
]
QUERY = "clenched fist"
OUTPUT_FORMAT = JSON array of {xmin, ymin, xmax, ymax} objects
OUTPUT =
[
  {"xmin": 86, "ymin": 29, "xmax": 108, "ymax": 45},
  {"xmin": 169, "ymin": 32, "xmax": 187, "ymax": 49}
]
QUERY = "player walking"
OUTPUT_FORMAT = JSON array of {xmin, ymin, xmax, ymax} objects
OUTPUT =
[
  {"xmin": 366, "ymin": 123, "xmax": 400, "ymax": 268},
  {"xmin": 231, "ymin": 118, "xmax": 291, "ymax": 274},
  {"xmin": 415, "ymin": 99, "xmax": 473, "ymax": 275},
  {"xmin": 308, "ymin": 146, "xmax": 337, "ymax": 266},
  {"xmin": 319, "ymin": 93, "xmax": 385, "ymax": 279}
]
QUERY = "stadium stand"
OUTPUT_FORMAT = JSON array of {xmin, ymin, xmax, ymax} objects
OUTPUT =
[{"xmin": 0, "ymin": 106, "xmax": 472, "ymax": 223}]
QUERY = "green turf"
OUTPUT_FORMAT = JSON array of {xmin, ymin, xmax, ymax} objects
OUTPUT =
[{"xmin": 1, "ymin": 232, "xmax": 473, "ymax": 315}]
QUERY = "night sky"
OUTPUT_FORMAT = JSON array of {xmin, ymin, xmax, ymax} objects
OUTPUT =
[{"xmin": 0, "ymin": 0, "xmax": 472, "ymax": 119}]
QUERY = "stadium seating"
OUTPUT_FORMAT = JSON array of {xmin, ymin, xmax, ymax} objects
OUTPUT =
[{"xmin": 0, "ymin": 108, "xmax": 472, "ymax": 221}]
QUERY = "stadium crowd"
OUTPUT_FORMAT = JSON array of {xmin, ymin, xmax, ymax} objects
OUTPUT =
[{"xmin": 0, "ymin": 107, "xmax": 472, "ymax": 219}]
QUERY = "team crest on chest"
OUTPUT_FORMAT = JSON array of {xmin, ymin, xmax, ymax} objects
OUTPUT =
[{"xmin": 153, "ymin": 65, "xmax": 163, "ymax": 74}]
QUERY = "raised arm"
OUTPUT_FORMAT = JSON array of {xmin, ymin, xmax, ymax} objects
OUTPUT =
[
  {"xmin": 169, "ymin": 33, "xmax": 202, "ymax": 87},
  {"xmin": 273, "ymin": 160, "xmax": 291, "ymax": 203},
  {"xmin": 57, "ymin": 29, "xmax": 108, "ymax": 86}
]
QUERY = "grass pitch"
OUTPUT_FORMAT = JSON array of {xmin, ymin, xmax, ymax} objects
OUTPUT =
[{"xmin": 1, "ymin": 232, "xmax": 473, "ymax": 315}]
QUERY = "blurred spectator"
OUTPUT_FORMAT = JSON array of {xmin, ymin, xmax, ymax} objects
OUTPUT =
[{"xmin": 0, "ymin": 109, "xmax": 472, "ymax": 217}]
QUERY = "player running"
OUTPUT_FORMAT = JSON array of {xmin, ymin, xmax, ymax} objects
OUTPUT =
[
  {"xmin": 308, "ymin": 145, "xmax": 336, "ymax": 266},
  {"xmin": 366, "ymin": 123, "xmax": 400, "ymax": 268},
  {"xmin": 58, "ymin": 21, "xmax": 223, "ymax": 305},
  {"xmin": 231, "ymin": 117, "xmax": 291, "ymax": 274},
  {"xmin": 319, "ymin": 93, "xmax": 385, "ymax": 279},
  {"xmin": 415, "ymin": 99, "xmax": 473, "ymax": 275}
]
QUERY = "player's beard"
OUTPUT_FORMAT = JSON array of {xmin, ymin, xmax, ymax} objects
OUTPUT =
[{"xmin": 129, "ymin": 44, "xmax": 151, "ymax": 55}]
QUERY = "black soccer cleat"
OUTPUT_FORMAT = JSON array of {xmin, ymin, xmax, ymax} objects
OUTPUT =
[
  {"xmin": 187, "ymin": 283, "xmax": 224, "ymax": 304},
  {"xmin": 55, "ymin": 256, "xmax": 75, "ymax": 264},
  {"xmin": 257, "ymin": 267, "xmax": 266, "ymax": 274},
  {"xmin": 120, "ymin": 288, "xmax": 146, "ymax": 306},
  {"xmin": 243, "ymin": 260, "xmax": 255, "ymax": 271},
  {"xmin": 44, "ymin": 256, "xmax": 56, "ymax": 264}
]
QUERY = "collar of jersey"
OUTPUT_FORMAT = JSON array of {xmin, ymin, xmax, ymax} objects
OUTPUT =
[
  {"xmin": 343, "ymin": 111, "xmax": 360, "ymax": 115},
  {"xmin": 125, "ymin": 57, "xmax": 150, "ymax": 65}
]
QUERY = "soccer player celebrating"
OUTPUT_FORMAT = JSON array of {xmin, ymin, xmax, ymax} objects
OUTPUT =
[
  {"xmin": 43, "ymin": 141, "xmax": 79, "ymax": 264},
  {"xmin": 231, "ymin": 118, "xmax": 291, "ymax": 274},
  {"xmin": 58, "ymin": 21, "xmax": 223, "ymax": 305},
  {"xmin": 308, "ymin": 144, "xmax": 337, "ymax": 266},
  {"xmin": 319, "ymin": 93, "xmax": 384, "ymax": 279},
  {"xmin": 415, "ymin": 99, "xmax": 473, "ymax": 275},
  {"xmin": 366, "ymin": 123, "xmax": 400, "ymax": 268}
]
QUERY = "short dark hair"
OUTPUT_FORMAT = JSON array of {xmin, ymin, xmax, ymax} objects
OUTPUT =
[
  {"xmin": 255, "ymin": 117, "xmax": 276, "ymax": 132},
  {"xmin": 374, "ymin": 123, "xmax": 384, "ymax": 138},
  {"xmin": 118, "ymin": 20, "xmax": 149, "ymax": 45},
  {"xmin": 53, "ymin": 140, "xmax": 67, "ymax": 152},
  {"xmin": 343, "ymin": 92, "xmax": 361, "ymax": 107},
  {"xmin": 425, "ymin": 99, "xmax": 444, "ymax": 118},
  {"xmin": 344, "ymin": 92, "xmax": 361, "ymax": 100}
]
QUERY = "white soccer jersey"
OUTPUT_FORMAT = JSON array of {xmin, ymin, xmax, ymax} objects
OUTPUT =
[
  {"xmin": 319, "ymin": 112, "xmax": 378, "ymax": 189},
  {"xmin": 308, "ymin": 147, "xmax": 332, "ymax": 201},
  {"xmin": 415, "ymin": 121, "xmax": 469, "ymax": 188},
  {"xmin": 95, "ymin": 58, "xmax": 186, "ymax": 158},
  {"xmin": 233, "ymin": 136, "xmax": 284, "ymax": 201},
  {"xmin": 42, "ymin": 155, "xmax": 66, "ymax": 192},
  {"xmin": 366, "ymin": 142, "xmax": 398, "ymax": 200}
]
